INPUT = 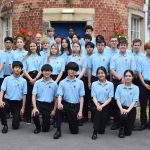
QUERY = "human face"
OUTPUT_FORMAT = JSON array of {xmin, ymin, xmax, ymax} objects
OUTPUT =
[
  {"xmin": 86, "ymin": 45, "xmax": 93, "ymax": 55},
  {"xmin": 55, "ymin": 37, "xmax": 61, "ymax": 44},
  {"xmin": 97, "ymin": 69, "xmax": 106, "ymax": 82},
  {"xmin": 124, "ymin": 72, "xmax": 133, "ymax": 85},
  {"xmin": 72, "ymin": 35, "xmax": 79, "ymax": 43},
  {"xmin": 51, "ymin": 45, "xmax": 58, "ymax": 55},
  {"xmin": 110, "ymin": 38, "xmax": 118, "ymax": 49},
  {"xmin": 30, "ymin": 42, "xmax": 37, "ymax": 54},
  {"xmin": 42, "ymin": 70, "xmax": 51, "ymax": 79},
  {"xmin": 73, "ymin": 43, "xmax": 81, "ymax": 54},
  {"xmin": 62, "ymin": 39, "xmax": 68, "ymax": 49},
  {"xmin": 132, "ymin": 42, "xmax": 141, "ymax": 52},
  {"xmin": 47, "ymin": 31, "xmax": 54, "ymax": 37},
  {"xmin": 97, "ymin": 43, "xmax": 105, "ymax": 53},
  {"xmin": 13, "ymin": 66, "xmax": 22, "ymax": 76},
  {"xmin": 68, "ymin": 28, "xmax": 75, "ymax": 38},
  {"xmin": 4, "ymin": 40, "xmax": 13, "ymax": 50},
  {"xmin": 145, "ymin": 49, "xmax": 150, "ymax": 57},
  {"xmin": 85, "ymin": 29, "xmax": 92, "ymax": 35},
  {"xmin": 42, "ymin": 42, "xmax": 49, "ymax": 50},
  {"xmin": 68, "ymin": 69, "xmax": 76, "ymax": 78},
  {"xmin": 16, "ymin": 39, "xmax": 25, "ymax": 49},
  {"xmin": 35, "ymin": 33, "xmax": 42, "ymax": 44},
  {"xmin": 119, "ymin": 43, "xmax": 127, "ymax": 54}
]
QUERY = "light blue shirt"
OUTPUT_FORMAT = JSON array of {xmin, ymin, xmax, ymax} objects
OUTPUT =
[
  {"xmin": 45, "ymin": 56, "xmax": 65, "ymax": 75},
  {"xmin": 137, "ymin": 55, "xmax": 150, "ymax": 81},
  {"xmin": 80, "ymin": 37, "xmax": 96, "ymax": 47},
  {"xmin": 60, "ymin": 51, "xmax": 70, "ymax": 65},
  {"xmin": 104, "ymin": 47, "xmax": 119, "ymax": 58},
  {"xmin": 23, "ymin": 54, "xmax": 43, "ymax": 72},
  {"xmin": 0, "ymin": 50, "xmax": 6, "ymax": 78},
  {"xmin": 115, "ymin": 84, "xmax": 139, "ymax": 107},
  {"xmin": 2, "ymin": 50, "xmax": 14, "ymax": 76},
  {"xmin": 1, "ymin": 74, "xmax": 27, "ymax": 101},
  {"xmin": 91, "ymin": 80, "xmax": 114, "ymax": 103},
  {"xmin": 57, "ymin": 77, "xmax": 85, "ymax": 104},
  {"xmin": 67, "ymin": 54, "xmax": 86, "ymax": 75},
  {"xmin": 9, "ymin": 49, "xmax": 28, "ymax": 64},
  {"xmin": 88, "ymin": 52, "xmax": 110, "ymax": 76},
  {"xmin": 40, "ymin": 49, "xmax": 50, "ymax": 62},
  {"xmin": 32, "ymin": 78, "xmax": 58, "ymax": 103},
  {"xmin": 48, "ymin": 36, "xmax": 56, "ymax": 48},
  {"xmin": 110, "ymin": 52, "xmax": 136, "ymax": 78},
  {"xmin": 132, "ymin": 51, "xmax": 145, "ymax": 78}
]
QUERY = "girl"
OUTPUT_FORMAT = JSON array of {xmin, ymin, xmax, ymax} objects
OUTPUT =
[
  {"xmin": 115, "ymin": 70, "xmax": 139, "ymax": 138},
  {"xmin": 91, "ymin": 66, "xmax": 114, "ymax": 140},
  {"xmin": 23, "ymin": 41, "xmax": 42, "ymax": 124},
  {"xmin": 67, "ymin": 42, "xmax": 86, "ymax": 80},
  {"xmin": 45, "ymin": 44, "xmax": 65, "ymax": 83}
]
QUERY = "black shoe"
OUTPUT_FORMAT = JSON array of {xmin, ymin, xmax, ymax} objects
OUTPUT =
[
  {"xmin": 34, "ymin": 128, "xmax": 41, "ymax": 134},
  {"xmin": 118, "ymin": 127, "xmax": 125, "ymax": 138},
  {"xmin": 138, "ymin": 124, "xmax": 147, "ymax": 131},
  {"xmin": 53, "ymin": 130, "xmax": 61, "ymax": 139},
  {"xmin": 2, "ymin": 125, "xmax": 8, "ymax": 134},
  {"xmin": 98, "ymin": 130, "xmax": 105, "ymax": 134},
  {"xmin": 111, "ymin": 123, "xmax": 119, "ymax": 130},
  {"xmin": 91, "ymin": 133, "xmax": 97, "ymax": 140}
]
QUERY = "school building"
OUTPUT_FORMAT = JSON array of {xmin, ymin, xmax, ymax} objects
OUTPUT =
[{"xmin": 0, "ymin": 0, "xmax": 148, "ymax": 49}]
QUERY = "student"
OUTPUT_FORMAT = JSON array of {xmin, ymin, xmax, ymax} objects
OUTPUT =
[
  {"xmin": 40, "ymin": 38, "xmax": 50, "ymax": 62},
  {"xmin": 110, "ymin": 37, "xmax": 136, "ymax": 130},
  {"xmin": 67, "ymin": 42, "xmax": 86, "ymax": 80},
  {"xmin": 91, "ymin": 67, "xmax": 114, "ymax": 140},
  {"xmin": 23, "ymin": 41, "xmax": 42, "ymax": 124},
  {"xmin": 9, "ymin": 37, "xmax": 28, "ymax": 65},
  {"xmin": 70, "ymin": 33, "xmax": 80, "ymax": 49},
  {"xmin": 137, "ymin": 41, "xmax": 150, "ymax": 130},
  {"xmin": 0, "ymin": 61, "xmax": 27, "ymax": 133},
  {"xmin": 35, "ymin": 33, "xmax": 43, "ymax": 52},
  {"xmin": 115, "ymin": 70, "xmax": 139, "ymax": 138},
  {"xmin": 53, "ymin": 62, "xmax": 85, "ymax": 139},
  {"xmin": 46, "ymin": 27, "xmax": 56, "ymax": 47},
  {"xmin": 132, "ymin": 38, "xmax": 145, "ymax": 86},
  {"xmin": 88, "ymin": 39, "xmax": 110, "ymax": 88},
  {"xmin": 32, "ymin": 64, "xmax": 58, "ymax": 133},
  {"xmin": 60, "ymin": 38, "xmax": 72, "ymax": 65},
  {"xmin": 3, "ymin": 37, "xmax": 14, "ymax": 77},
  {"xmin": 83, "ymin": 42, "xmax": 94, "ymax": 122},
  {"xmin": 67, "ymin": 27, "xmax": 75, "ymax": 45},
  {"xmin": 54, "ymin": 34, "xmax": 62, "ymax": 53},
  {"xmin": 45, "ymin": 44, "xmax": 65, "ymax": 83}
]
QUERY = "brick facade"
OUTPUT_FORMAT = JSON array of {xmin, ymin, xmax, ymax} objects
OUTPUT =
[{"xmin": 0, "ymin": 0, "xmax": 144, "ymax": 45}]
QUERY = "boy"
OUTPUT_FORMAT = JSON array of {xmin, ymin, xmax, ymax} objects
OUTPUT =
[
  {"xmin": 53, "ymin": 62, "xmax": 85, "ymax": 139},
  {"xmin": 137, "ymin": 41, "xmax": 150, "ymax": 130},
  {"xmin": 32, "ymin": 64, "xmax": 58, "ymax": 133},
  {"xmin": 0, "ymin": 61, "xmax": 27, "ymax": 133}
]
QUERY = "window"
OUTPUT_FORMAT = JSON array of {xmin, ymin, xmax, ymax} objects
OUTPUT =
[
  {"xmin": 3, "ymin": 17, "xmax": 11, "ymax": 38},
  {"xmin": 131, "ymin": 17, "xmax": 140, "ymax": 42}
]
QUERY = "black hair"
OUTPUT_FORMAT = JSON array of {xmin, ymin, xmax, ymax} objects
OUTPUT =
[
  {"xmin": 96, "ymin": 35, "xmax": 104, "ymax": 42},
  {"xmin": 60, "ymin": 38, "xmax": 72, "ymax": 55},
  {"xmin": 118, "ymin": 37, "xmax": 128, "ymax": 45},
  {"xmin": 85, "ymin": 42, "xmax": 95, "ymax": 49},
  {"xmin": 96, "ymin": 66, "xmax": 107, "ymax": 77},
  {"xmin": 41, "ymin": 64, "xmax": 53, "ymax": 72},
  {"xmin": 124, "ymin": 69, "xmax": 134, "ymax": 77},
  {"xmin": 4, "ymin": 37, "xmax": 14, "ymax": 43},
  {"xmin": 84, "ymin": 25, "xmax": 93, "ymax": 32},
  {"xmin": 12, "ymin": 61, "xmax": 23, "ymax": 69},
  {"xmin": 96, "ymin": 39, "xmax": 106, "ymax": 46},
  {"xmin": 84, "ymin": 34, "xmax": 92, "ymax": 41},
  {"xmin": 65, "ymin": 62, "xmax": 79, "ymax": 72},
  {"xmin": 54, "ymin": 34, "xmax": 62, "ymax": 40},
  {"xmin": 72, "ymin": 33, "xmax": 80, "ymax": 40}
]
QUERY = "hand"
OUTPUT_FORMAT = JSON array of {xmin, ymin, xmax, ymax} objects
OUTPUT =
[
  {"xmin": 50, "ymin": 110, "xmax": 55, "ymax": 117},
  {"xmin": 20, "ymin": 108, "xmax": 25, "ymax": 117},
  {"xmin": 29, "ymin": 79, "xmax": 36, "ymax": 85},
  {"xmin": 58, "ymin": 103, "xmax": 63, "ymax": 110},
  {"xmin": 32, "ymin": 108, "xmax": 39, "ymax": 116},
  {"xmin": 144, "ymin": 83, "xmax": 150, "ymax": 90},
  {"xmin": 88, "ymin": 82, "xmax": 91, "ymax": 89},
  {"xmin": 77, "ymin": 111, "xmax": 82, "ymax": 120},
  {"xmin": 97, "ymin": 104, "xmax": 102, "ymax": 111},
  {"xmin": 0, "ymin": 100, "xmax": 5, "ymax": 108},
  {"xmin": 120, "ymin": 108, "xmax": 128, "ymax": 115},
  {"xmin": 121, "ymin": 78, "xmax": 125, "ymax": 83}
]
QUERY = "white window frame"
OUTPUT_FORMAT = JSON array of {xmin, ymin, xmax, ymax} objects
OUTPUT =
[
  {"xmin": 131, "ymin": 17, "xmax": 141, "ymax": 42},
  {"xmin": 3, "ymin": 16, "xmax": 11, "ymax": 38}
]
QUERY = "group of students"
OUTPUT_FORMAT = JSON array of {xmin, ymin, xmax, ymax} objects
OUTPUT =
[{"xmin": 0, "ymin": 25, "xmax": 150, "ymax": 140}]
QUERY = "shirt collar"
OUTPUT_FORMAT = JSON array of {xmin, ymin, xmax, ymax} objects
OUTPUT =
[
  {"xmin": 123, "ymin": 83, "xmax": 133, "ymax": 89},
  {"xmin": 98, "ymin": 80, "xmax": 108, "ymax": 86},
  {"xmin": 119, "ymin": 52, "xmax": 127, "ymax": 57},
  {"xmin": 41, "ymin": 77, "xmax": 54, "ymax": 83},
  {"xmin": 66, "ymin": 77, "xmax": 77, "ymax": 82},
  {"xmin": 11, "ymin": 74, "xmax": 21, "ymax": 80}
]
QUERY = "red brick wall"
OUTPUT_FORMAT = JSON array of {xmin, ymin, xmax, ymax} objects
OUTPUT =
[{"xmin": 0, "ymin": 0, "xmax": 144, "ymax": 41}]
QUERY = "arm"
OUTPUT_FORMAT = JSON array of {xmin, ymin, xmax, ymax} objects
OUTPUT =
[
  {"xmin": 0, "ymin": 63, "xmax": 4, "ymax": 72},
  {"xmin": 127, "ymin": 101, "xmax": 135, "ymax": 113},
  {"xmin": 88, "ymin": 68, "xmax": 92, "ymax": 89},
  {"xmin": 101, "ymin": 97, "xmax": 112, "ymax": 108},
  {"xmin": 57, "ymin": 95, "xmax": 63, "ymax": 110},
  {"xmin": 55, "ymin": 72, "xmax": 63, "ymax": 83},
  {"xmin": 31, "ymin": 94, "xmax": 39, "ymax": 116},
  {"xmin": 78, "ymin": 68, "xmax": 85, "ymax": 79},
  {"xmin": 51, "ymin": 97, "xmax": 58, "ymax": 117},
  {"xmin": 77, "ymin": 96, "xmax": 84, "ymax": 119},
  {"xmin": 20, "ymin": 95, "xmax": 26, "ymax": 116},
  {"xmin": 0, "ymin": 90, "xmax": 5, "ymax": 108}
]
